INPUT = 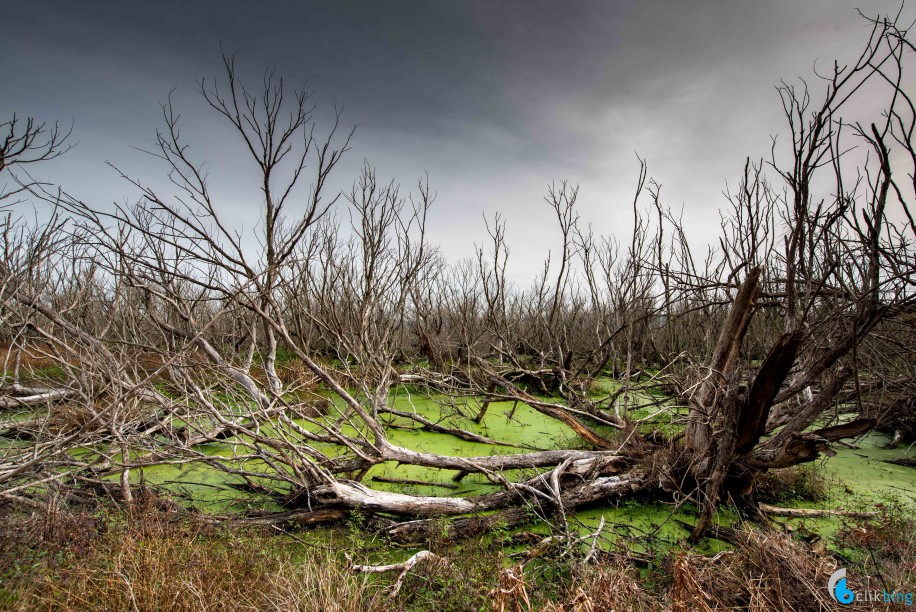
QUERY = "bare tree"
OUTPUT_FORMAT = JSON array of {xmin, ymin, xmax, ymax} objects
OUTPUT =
[
  {"xmin": 0, "ymin": 114, "xmax": 73, "ymax": 206},
  {"xmin": 677, "ymin": 12, "xmax": 916, "ymax": 539}
]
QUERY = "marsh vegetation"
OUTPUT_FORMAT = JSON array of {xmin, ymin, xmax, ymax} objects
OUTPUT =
[{"xmin": 2, "ymin": 6, "xmax": 916, "ymax": 610}]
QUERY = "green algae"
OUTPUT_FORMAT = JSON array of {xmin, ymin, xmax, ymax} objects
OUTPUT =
[
  {"xmin": 132, "ymin": 390, "xmax": 582, "ymax": 507},
  {"xmin": 760, "ymin": 431, "xmax": 916, "ymax": 541},
  {"xmin": 123, "ymin": 384, "xmax": 729, "ymax": 558},
  {"xmin": 825, "ymin": 432, "xmax": 916, "ymax": 505},
  {"xmin": 6, "ymin": 380, "xmax": 915, "ymax": 555}
]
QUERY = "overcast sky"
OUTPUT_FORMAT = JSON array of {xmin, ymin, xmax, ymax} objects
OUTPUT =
[{"xmin": 2, "ymin": 0, "xmax": 907, "ymax": 282}]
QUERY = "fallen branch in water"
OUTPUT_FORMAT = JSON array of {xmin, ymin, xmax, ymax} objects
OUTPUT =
[
  {"xmin": 0, "ymin": 386, "xmax": 79, "ymax": 408},
  {"xmin": 758, "ymin": 503, "xmax": 877, "ymax": 519},
  {"xmin": 371, "ymin": 475, "xmax": 460, "ymax": 490},
  {"xmin": 379, "ymin": 406, "xmax": 524, "ymax": 447}
]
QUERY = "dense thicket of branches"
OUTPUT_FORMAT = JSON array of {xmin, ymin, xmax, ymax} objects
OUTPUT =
[{"xmin": 1, "ymin": 9, "xmax": 914, "ymax": 542}]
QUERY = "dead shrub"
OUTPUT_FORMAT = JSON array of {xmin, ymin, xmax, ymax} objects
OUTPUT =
[
  {"xmin": 278, "ymin": 358, "xmax": 320, "ymax": 389},
  {"xmin": 834, "ymin": 500, "xmax": 916, "ymax": 594},
  {"xmin": 490, "ymin": 564, "xmax": 534, "ymax": 612},
  {"xmin": 45, "ymin": 403, "xmax": 101, "ymax": 435},
  {"xmin": 670, "ymin": 525, "xmax": 840, "ymax": 611},
  {"xmin": 542, "ymin": 558, "xmax": 660, "ymax": 612},
  {"xmin": 753, "ymin": 463, "xmax": 829, "ymax": 504}
]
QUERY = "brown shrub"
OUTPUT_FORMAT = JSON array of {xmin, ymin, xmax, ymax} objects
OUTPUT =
[
  {"xmin": 834, "ymin": 500, "xmax": 916, "ymax": 595},
  {"xmin": 278, "ymin": 358, "xmax": 319, "ymax": 389},
  {"xmin": 541, "ymin": 558, "xmax": 661, "ymax": 612},
  {"xmin": 670, "ymin": 526, "xmax": 842, "ymax": 611},
  {"xmin": 753, "ymin": 463, "xmax": 829, "ymax": 504}
]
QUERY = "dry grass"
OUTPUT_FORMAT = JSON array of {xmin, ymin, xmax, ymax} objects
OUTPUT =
[
  {"xmin": 0, "ymin": 499, "xmax": 387, "ymax": 611},
  {"xmin": 541, "ymin": 558, "xmax": 661, "ymax": 611},
  {"xmin": 490, "ymin": 563, "xmax": 534, "ymax": 612},
  {"xmin": 4, "ymin": 493, "xmax": 914, "ymax": 611},
  {"xmin": 670, "ymin": 526, "xmax": 844, "ymax": 611}
]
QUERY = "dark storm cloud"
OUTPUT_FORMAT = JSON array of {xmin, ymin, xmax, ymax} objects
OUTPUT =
[{"xmin": 2, "ymin": 0, "xmax": 907, "ymax": 280}]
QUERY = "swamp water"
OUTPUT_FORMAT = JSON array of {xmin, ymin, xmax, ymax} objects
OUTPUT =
[{"xmin": 3, "ymin": 385, "xmax": 914, "ymax": 554}]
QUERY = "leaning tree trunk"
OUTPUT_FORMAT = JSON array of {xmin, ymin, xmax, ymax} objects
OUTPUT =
[
  {"xmin": 683, "ymin": 267, "xmax": 875, "ymax": 540},
  {"xmin": 684, "ymin": 267, "xmax": 818, "ymax": 540},
  {"xmin": 684, "ymin": 267, "xmax": 763, "ymax": 540}
]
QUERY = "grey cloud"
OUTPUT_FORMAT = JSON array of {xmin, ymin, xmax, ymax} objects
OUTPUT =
[{"xmin": 2, "ymin": 0, "xmax": 908, "ymax": 282}]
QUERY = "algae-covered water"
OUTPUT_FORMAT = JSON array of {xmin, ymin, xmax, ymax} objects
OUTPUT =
[
  {"xmin": 3, "ymin": 383, "xmax": 914, "ymax": 551},
  {"xmin": 129, "ymin": 390, "xmax": 588, "ymax": 510},
  {"xmin": 759, "ymin": 432, "xmax": 916, "ymax": 543},
  {"xmin": 827, "ymin": 433, "xmax": 916, "ymax": 506}
]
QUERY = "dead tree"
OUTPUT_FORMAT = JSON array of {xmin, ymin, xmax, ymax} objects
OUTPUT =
[
  {"xmin": 0, "ymin": 113, "xmax": 73, "ymax": 207},
  {"xmin": 679, "ymin": 13, "xmax": 916, "ymax": 539}
]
